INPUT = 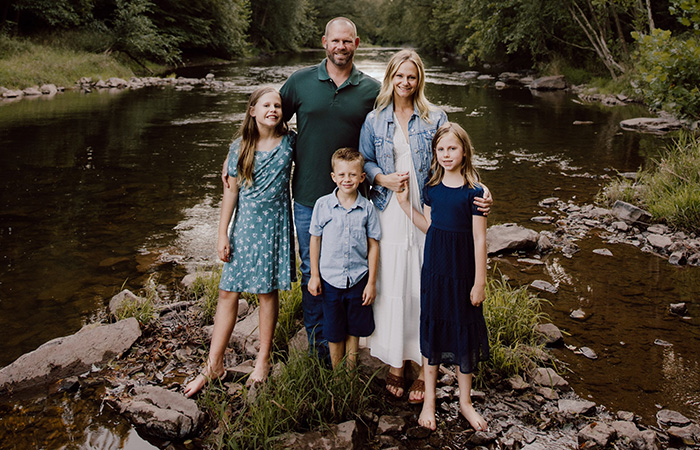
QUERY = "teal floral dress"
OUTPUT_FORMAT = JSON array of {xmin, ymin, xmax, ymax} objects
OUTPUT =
[{"xmin": 219, "ymin": 132, "xmax": 296, "ymax": 293}]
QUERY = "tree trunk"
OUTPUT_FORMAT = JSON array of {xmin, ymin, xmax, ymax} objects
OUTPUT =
[{"xmin": 645, "ymin": 0, "xmax": 655, "ymax": 31}]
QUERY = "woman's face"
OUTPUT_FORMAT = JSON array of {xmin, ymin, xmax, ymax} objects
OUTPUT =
[{"xmin": 392, "ymin": 60, "xmax": 418, "ymax": 100}]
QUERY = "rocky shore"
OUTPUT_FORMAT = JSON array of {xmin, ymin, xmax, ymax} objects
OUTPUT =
[{"xmin": 2, "ymin": 211, "xmax": 699, "ymax": 449}]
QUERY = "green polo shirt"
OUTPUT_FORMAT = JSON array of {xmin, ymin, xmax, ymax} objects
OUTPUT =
[{"xmin": 280, "ymin": 59, "xmax": 380, "ymax": 207}]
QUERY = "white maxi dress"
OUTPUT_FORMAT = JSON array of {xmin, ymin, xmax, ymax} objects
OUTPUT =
[{"xmin": 366, "ymin": 119, "xmax": 425, "ymax": 368}]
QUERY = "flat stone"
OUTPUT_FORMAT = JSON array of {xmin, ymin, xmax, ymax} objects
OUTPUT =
[
  {"xmin": 507, "ymin": 374, "xmax": 530, "ymax": 390},
  {"xmin": 531, "ymin": 216, "xmax": 554, "ymax": 224},
  {"xmin": 670, "ymin": 303, "xmax": 687, "ymax": 315},
  {"xmin": 530, "ymin": 75, "xmax": 566, "ymax": 90},
  {"xmin": 116, "ymin": 385, "xmax": 204, "ymax": 440},
  {"xmin": 468, "ymin": 430, "xmax": 498, "ymax": 445},
  {"xmin": 570, "ymin": 309, "xmax": 587, "ymax": 320},
  {"xmin": 611, "ymin": 420, "xmax": 643, "ymax": 446},
  {"xmin": 653, "ymin": 339, "xmax": 673, "ymax": 347},
  {"xmin": 531, "ymin": 280, "xmax": 557, "ymax": 294},
  {"xmin": 667, "ymin": 423, "xmax": 700, "ymax": 446},
  {"xmin": 2, "ymin": 89, "xmax": 24, "ymax": 98},
  {"xmin": 487, "ymin": 223, "xmax": 539, "ymax": 255},
  {"xmin": 612, "ymin": 221, "xmax": 630, "ymax": 231},
  {"xmin": 577, "ymin": 421, "xmax": 616, "ymax": 447},
  {"xmin": 40, "ymin": 84, "xmax": 58, "ymax": 95},
  {"xmin": 612, "ymin": 200, "xmax": 651, "ymax": 224},
  {"xmin": 593, "ymin": 248, "xmax": 613, "ymax": 256},
  {"xmin": 531, "ymin": 367, "xmax": 568, "ymax": 387},
  {"xmin": 535, "ymin": 386, "xmax": 558, "ymax": 399},
  {"xmin": 577, "ymin": 346, "xmax": 598, "ymax": 360},
  {"xmin": 647, "ymin": 234, "xmax": 672, "ymax": 250},
  {"xmin": 23, "ymin": 86, "xmax": 42, "ymax": 96},
  {"xmin": 0, "ymin": 318, "xmax": 141, "ymax": 393},
  {"xmin": 620, "ymin": 117, "xmax": 682, "ymax": 134},
  {"xmin": 376, "ymin": 415, "xmax": 405, "ymax": 434},
  {"xmin": 537, "ymin": 323, "xmax": 563, "ymax": 346},
  {"xmin": 669, "ymin": 251, "xmax": 686, "ymax": 265},
  {"xmin": 277, "ymin": 420, "xmax": 359, "ymax": 449},
  {"xmin": 558, "ymin": 399, "xmax": 596, "ymax": 415},
  {"xmin": 656, "ymin": 409, "xmax": 691, "ymax": 427},
  {"xmin": 518, "ymin": 258, "xmax": 545, "ymax": 265}
]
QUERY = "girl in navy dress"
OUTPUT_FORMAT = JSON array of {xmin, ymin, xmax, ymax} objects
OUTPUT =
[
  {"xmin": 184, "ymin": 87, "xmax": 296, "ymax": 397},
  {"xmin": 396, "ymin": 122, "xmax": 489, "ymax": 431}
]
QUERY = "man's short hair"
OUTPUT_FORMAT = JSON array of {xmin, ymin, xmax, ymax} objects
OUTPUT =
[{"xmin": 325, "ymin": 17, "xmax": 357, "ymax": 38}]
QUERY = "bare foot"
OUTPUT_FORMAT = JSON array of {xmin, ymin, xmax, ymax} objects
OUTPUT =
[
  {"xmin": 385, "ymin": 369, "xmax": 405, "ymax": 398},
  {"xmin": 418, "ymin": 402, "xmax": 436, "ymax": 430},
  {"xmin": 246, "ymin": 358, "xmax": 271, "ymax": 387},
  {"xmin": 184, "ymin": 362, "xmax": 224, "ymax": 398},
  {"xmin": 460, "ymin": 402, "xmax": 487, "ymax": 431}
]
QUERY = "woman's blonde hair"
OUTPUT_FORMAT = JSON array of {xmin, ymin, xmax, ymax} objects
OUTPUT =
[
  {"xmin": 427, "ymin": 122, "xmax": 480, "ymax": 188},
  {"xmin": 235, "ymin": 86, "xmax": 288, "ymax": 187},
  {"xmin": 375, "ymin": 49, "xmax": 432, "ymax": 122}
]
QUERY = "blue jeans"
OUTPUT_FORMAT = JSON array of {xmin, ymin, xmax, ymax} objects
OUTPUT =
[{"xmin": 294, "ymin": 201, "xmax": 329, "ymax": 361}]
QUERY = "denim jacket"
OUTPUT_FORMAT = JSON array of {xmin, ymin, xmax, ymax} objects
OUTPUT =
[{"xmin": 358, "ymin": 103, "xmax": 447, "ymax": 211}]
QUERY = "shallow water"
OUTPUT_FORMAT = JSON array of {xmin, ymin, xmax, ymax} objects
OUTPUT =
[{"xmin": 0, "ymin": 48, "xmax": 698, "ymax": 448}]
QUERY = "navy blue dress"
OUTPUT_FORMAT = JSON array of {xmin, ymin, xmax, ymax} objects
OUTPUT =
[{"xmin": 420, "ymin": 182, "xmax": 490, "ymax": 374}]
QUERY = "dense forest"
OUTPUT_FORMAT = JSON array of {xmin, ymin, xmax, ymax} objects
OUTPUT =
[{"xmin": 1, "ymin": 0, "xmax": 699, "ymax": 118}]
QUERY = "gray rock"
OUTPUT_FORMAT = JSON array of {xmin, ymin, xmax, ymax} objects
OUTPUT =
[
  {"xmin": 107, "ymin": 77, "xmax": 128, "ymax": 88},
  {"xmin": 530, "ymin": 75, "xmax": 566, "ymax": 91},
  {"xmin": 531, "ymin": 367, "xmax": 568, "ymax": 387},
  {"xmin": 620, "ymin": 117, "xmax": 682, "ymax": 134},
  {"xmin": 376, "ymin": 415, "xmax": 405, "ymax": 434},
  {"xmin": 518, "ymin": 258, "xmax": 545, "ymax": 265},
  {"xmin": 612, "ymin": 221, "xmax": 630, "ymax": 231},
  {"xmin": 109, "ymin": 289, "xmax": 146, "ymax": 316},
  {"xmin": 577, "ymin": 346, "xmax": 598, "ymax": 360},
  {"xmin": 507, "ymin": 374, "xmax": 530, "ymax": 390},
  {"xmin": 288, "ymin": 327, "xmax": 308, "ymax": 353},
  {"xmin": 669, "ymin": 303, "xmax": 687, "ymax": 315},
  {"xmin": 558, "ymin": 399, "xmax": 596, "ymax": 415},
  {"xmin": 647, "ymin": 233, "xmax": 672, "ymax": 250},
  {"xmin": 23, "ymin": 86, "xmax": 42, "ymax": 96},
  {"xmin": 640, "ymin": 429, "xmax": 659, "ymax": 450},
  {"xmin": 477, "ymin": 74, "xmax": 495, "ymax": 81},
  {"xmin": 40, "ymin": 84, "xmax": 58, "ymax": 95},
  {"xmin": 570, "ymin": 309, "xmax": 587, "ymax": 320},
  {"xmin": 537, "ymin": 233, "xmax": 553, "ymax": 252},
  {"xmin": 116, "ymin": 385, "xmax": 204, "ymax": 439},
  {"xmin": 647, "ymin": 224, "xmax": 669, "ymax": 234},
  {"xmin": 616, "ymin": 410, "xmax": 635, "ymax": 421},
  {"xmin": 0, "ymin": 318, "xmax": 141, "ymax": 393},
  {"xmin": 577, "ymin": 421, "xmax": 616, "ymax": 447},
  {"xmin": 495, "ymin": 81, "xmax": 506, "ymax": 89},
  {"xmin": 468, "ymin": 430, "xmax": 498, "ymax": 445},
  {"xmin": 277, "ymin": 420, "xmax": 359, "ymax": 449},
  {"xmin": 656, "ymin": 409, "xmax": 691, "ymax": 427},
  {"xmin": 537, "ymin": 323, "xmax": 563, "ymax": 346},
  {"xmin": 612, "ymin": 200, "xmax": 652, "ymax": 224},
  {"xmin": 593, "ymin": 248, "xmax": 613, "ymax": 256},
  {"xmin": 487, "ymin": 223, "xmax": 539, "ymax": 254},
  {"xmin": 667, "ymin": 423, "xmax": 700, "ymax": 446},
  {"xmin": 531, "ymin": 216, "xmax": 554, "ymax": 224},
  {"xmin": 2, "ymin": 89, "xmax": 24, "ymax": 98},
  {"xmin": 653, "ymin": 339, "xmax": 672, "ymax": 347},
  {"xmin": 539, "ymin": 197, "xmax": 559, "ymax": 206},
  {"xmin": 611, "ymin": 420, "xmax": 644, "ymax": 448},
  {"xmin": 205, "ymin": 73, "xmax": 215, "ymax": 80},
  {"xmin": 535, "ymin": 386, "xmax": 558, "ymax": 400},
  {"xmin": 573, "ymin": 120, "xmax": 594, "ymax": 125},
  {"xmin": 531, "ymin": 280, "xmax": 557, "ymax": 294},
  {"xmin": 669, "ymin": 251, "xmax": 686, "ymax": 265}
]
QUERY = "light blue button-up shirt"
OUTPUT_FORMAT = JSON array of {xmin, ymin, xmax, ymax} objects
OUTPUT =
[{"xmin": 309, "ymin": 189, "xmax": 381, "ymax": 289}]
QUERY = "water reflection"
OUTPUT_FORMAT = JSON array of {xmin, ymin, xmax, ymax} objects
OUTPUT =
[{"xmin": 0, "ymin": 48, "xmax": 698, "ymax": 448}]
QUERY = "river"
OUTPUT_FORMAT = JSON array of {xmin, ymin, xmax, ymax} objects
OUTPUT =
[{"xmin": 0, "ymin": 48, "xmax": 698, "ymax": 448}]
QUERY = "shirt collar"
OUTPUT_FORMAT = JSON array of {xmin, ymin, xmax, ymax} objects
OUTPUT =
[
  {"xmin": 331, "ymin": 187, "xmax": 365, "ymax": 210},
  {"xmin": 318, "ymin": 59, "xmax": 360, "ymax": 86},
  {"xmin": 385, "ymin": 102, "xmax": 420, "ymax": 124}
]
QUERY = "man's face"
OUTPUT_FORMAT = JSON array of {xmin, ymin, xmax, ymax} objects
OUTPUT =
[{"xmin": 322, "ymin": 22, "xmax": 358, "ymax": 69}]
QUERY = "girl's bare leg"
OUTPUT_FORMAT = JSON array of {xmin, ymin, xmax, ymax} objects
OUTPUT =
[
  {"xmin": 184, "ymin": 290, "xmax": 239, "ymax": 397},
  {"xmin": 418, "ymin": 357, "xmax": 438, "ymax": 430},
  {"xmin": 248, "ymin": 290, "xmax": 279, "ymax": 384},
  {"xmin": 329, "ymin": 341, "xmax": 345, "ymax": 369},
  {"xmin": 457, "ymin": 371, "xmax": 487, "ymax": 431}
]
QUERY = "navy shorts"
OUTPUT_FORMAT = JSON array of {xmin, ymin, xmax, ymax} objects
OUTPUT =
[{"xmin": 322, "ymin": 274, "xmax": 375, "ymax": 343}]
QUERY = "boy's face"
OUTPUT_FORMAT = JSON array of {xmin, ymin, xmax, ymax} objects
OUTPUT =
[{"xmin": 331, "ymin": 160, "xmax": 365, "ymax": 196}]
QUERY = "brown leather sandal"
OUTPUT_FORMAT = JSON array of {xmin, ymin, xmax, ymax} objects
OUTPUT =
[
  {"xmin": 407, "ymin": 378, "xmax": 425, "ymax": 405},
  {"xmin": 385, "ymin": 372, "xmax": 405, "ymax": 398}
]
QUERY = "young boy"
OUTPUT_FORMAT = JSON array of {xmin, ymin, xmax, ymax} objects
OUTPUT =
[{"xmin": 308, "ymin": 148, "xmax": 381, "ymax": 369}]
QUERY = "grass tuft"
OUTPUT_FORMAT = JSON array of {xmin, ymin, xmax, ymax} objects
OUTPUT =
[{"xmin": 115, "ymin": 274, "xmax": 158, "ymax": 326}]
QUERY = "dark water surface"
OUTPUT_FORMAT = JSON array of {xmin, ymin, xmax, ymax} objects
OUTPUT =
[{"xmin": 0, "ymin": 48, "xmax": 698, "ymax": 448}]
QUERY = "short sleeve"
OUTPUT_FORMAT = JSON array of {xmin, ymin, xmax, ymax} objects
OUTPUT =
[
  {"xmin": 422, "ymin": 184, "xmax": 432, "ymax": 207},
  {"xmin": 227, "ymin": 139, "xmax": 241, "ymax": 178},
  {"xmin": 471, "ymin": 184, "xmax": 485, "ymax": 217},
  {"xmin": 365, "ymin": 204, "xmax": 381, "ymax": 240},
  {"xmin": 309, "ymin": 199, "xmax": 325, "ymax": 237}
]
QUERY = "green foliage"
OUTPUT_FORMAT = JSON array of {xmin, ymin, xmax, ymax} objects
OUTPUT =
[
  {"xmin": 274, "ymin": 278, "xmax": 303, "ymax": 352},
  {"xmin": 109, "ymin": 0, "xmax": 181, "ymax": 65},
  {"xmin": 481, "ymin": 273, "xmax": 550, "ymax": 383},
  {"xmin": 250, "ymin": 0, "xmax": 315, "ymax": 52},
  {"xmin": 0, "ymin": 33, "xmax": 133, "ymax": 88},
  {"xmin": 115, "ymin": 275, "xmax": 158, "ymax": 326},
  {"xmin": 202, "ymin": 351, "xmax": 378, "ymax": 449},
  {"xmin": 191, "ymin": 268, "xmax": 223, "ymax": 324},
  {"xmin": 631, "ymin": 28, "xmax": 700, "ymax": 119},
  {"xmin": 599, "ymin": 132, "xmax": 700, "ymax": 233},
  {"xmin": 670, "ymin": 0, "xmax": 700, "ymax": 30},
  {"xmin": 11, "ymin": 0, "xmax": 94, "ymax": 28}
]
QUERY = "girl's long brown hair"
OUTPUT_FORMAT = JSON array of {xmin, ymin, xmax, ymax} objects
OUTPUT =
[
  {"xmin": 235, "ymin": 86, "xmax": 288, "ymax": 187},
  {"xmin": 427, "ymin": 122, "xmax": 480, "ymax": 188}
]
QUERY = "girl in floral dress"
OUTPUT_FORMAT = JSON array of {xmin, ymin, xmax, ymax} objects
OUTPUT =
[{"xmin": 185, "ymin": 86, "xmax": 295, "ymax": 397}]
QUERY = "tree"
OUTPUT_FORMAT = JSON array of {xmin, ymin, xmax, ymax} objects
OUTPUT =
[{"xmin": 249, "ymin": 0, "xmax": 315, "ymax": 52}]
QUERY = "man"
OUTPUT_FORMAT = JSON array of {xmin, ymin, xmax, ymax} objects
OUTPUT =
[
  {"xmin": 281, "ymin": 17, "xmax": 380, "ymax": 360},
  {"xmin": 225, "ymin": 17, "xmax": 381, "ymax": 359}
]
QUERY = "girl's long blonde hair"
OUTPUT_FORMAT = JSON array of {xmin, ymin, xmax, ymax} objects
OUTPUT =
[
  {"xmin": 235, "ymin": 86, "xmax": 288, "ymax": 187},
  {"xmin": 427, "ymin": 122, "xmax": 480, "ymax": 188},
  {"xmin": 375, "ymin": 49, "xmax": 433, "ymax": 122}
]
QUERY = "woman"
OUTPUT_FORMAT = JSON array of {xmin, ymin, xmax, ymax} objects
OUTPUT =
[{"xmin": 359, "ymin": 50, "xmax": 491, "ymax": 403}]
